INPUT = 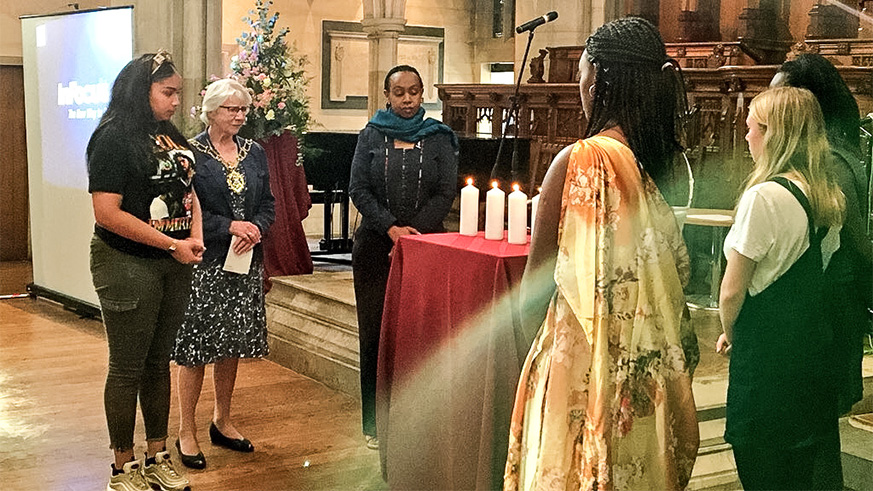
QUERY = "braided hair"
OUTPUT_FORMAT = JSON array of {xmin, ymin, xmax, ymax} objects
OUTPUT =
[{"xmin": 584, "ymin": 17, "xmax": 688, "ymax": 188}]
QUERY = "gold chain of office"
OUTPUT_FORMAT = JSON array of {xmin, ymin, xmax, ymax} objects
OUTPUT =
[{"xmin": 189, "ymin": 137, "xmax": 253, "ymax": 194}]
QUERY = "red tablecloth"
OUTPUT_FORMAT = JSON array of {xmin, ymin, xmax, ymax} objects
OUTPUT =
[{"xmin": 376, "ymin": 232, "xmax": 529, "ymax": 490}]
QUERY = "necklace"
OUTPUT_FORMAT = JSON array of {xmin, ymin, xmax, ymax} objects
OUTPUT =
[{"xmin": 189, "ymin": 134, "xmax": 252, "ymax": 194}]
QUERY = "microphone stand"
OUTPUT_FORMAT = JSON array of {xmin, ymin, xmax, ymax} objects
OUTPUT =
[{"xmin": 491, "ymin": 28, "xmax": 537, "ymax": 186}]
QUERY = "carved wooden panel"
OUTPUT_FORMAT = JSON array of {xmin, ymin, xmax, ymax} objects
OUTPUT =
[
  {"xmin": 791, "ymin": 39, "xmax": 873, "ymax": 67},
  {"xmin": 438, "ymin": 64, "xmax": 873, "ymax": 206}
]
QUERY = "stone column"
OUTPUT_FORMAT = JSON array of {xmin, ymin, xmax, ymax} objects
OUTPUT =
[
  {"xmin": 807, "ymin": 1, "xmax": 860, "ymax": 39},
  {"xmin": 110, "ymin": 0, "xmax": 222, "ymax": 134},
  {"xmin": 628, "ymin": 0, "xmax": 660, "ymax": 26},
  {"xmin": 361, "ymin": 17, "xmax": 406, "ymax": 117},
  {"xmin": 860, "ymin": 0, "xmax": 873, "ymax": 39},
  {"xmin": 736, "ymin": 0, "xmax": 792, "ymax": 63},
  {"xmin": 677, "ymin": 0, "xmax": 722, "ymax": 41},
  {"xmin": 361, "ymin": 0, "xmax": 407, "ymax": 118}
]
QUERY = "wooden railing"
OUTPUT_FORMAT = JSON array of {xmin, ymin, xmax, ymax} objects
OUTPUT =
[
  {"xmin": 439, "ymin": 64, "xmax": 873, "ymax": 207},
  {"xmin": 435, "ymin": 83, "xmax": 584, "ymax": 143},
  {"xmin": 546, "ymin": 42, "xmax": 749, "ymax": 83}
]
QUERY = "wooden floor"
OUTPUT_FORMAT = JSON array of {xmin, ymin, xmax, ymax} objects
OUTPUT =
[{"xmin": 0, "ymin": 262, "xmax": 386, "ymax": 491}]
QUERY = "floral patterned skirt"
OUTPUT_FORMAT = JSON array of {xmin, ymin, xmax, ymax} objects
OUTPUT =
[{"xmin": 172, "ymin": 255, "xmax": 269, "ymax": 366}]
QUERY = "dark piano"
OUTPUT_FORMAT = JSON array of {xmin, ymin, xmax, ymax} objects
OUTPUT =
[
  {"xmin": 301, "ymin": 131, "xmax": 531, "ymax": 259},
  {"xmin": 301, "ymin": 131, "xmax": 358, "ymax": 261}
]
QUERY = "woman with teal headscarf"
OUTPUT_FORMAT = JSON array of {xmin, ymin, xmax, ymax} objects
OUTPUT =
[{"xmin": 349, "ymin": 65, "xmax": 458, "ymax": 449}]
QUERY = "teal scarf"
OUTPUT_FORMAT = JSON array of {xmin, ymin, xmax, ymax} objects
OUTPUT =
[{"xmin": 367, "ymin": 107, "xmax": 458, "ymax": 150}]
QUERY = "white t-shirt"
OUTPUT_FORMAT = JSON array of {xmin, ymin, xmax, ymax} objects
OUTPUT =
[{"xmin": 723, "ymin": 180, "xmax": 840, "ymax": 296}]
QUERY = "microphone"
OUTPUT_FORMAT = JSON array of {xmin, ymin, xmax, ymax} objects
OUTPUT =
[{"xmin": 515, "ymin": 11, "xmax": 558, "ymax": 34}]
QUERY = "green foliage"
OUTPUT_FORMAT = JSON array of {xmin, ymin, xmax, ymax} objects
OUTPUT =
[{"xmin": 230, "ymin": 0, "xmax": 312, "ymax": 140}]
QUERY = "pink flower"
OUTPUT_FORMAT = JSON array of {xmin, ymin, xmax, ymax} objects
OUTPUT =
[
  {"xmin": 258, "ymin": 73, "xmax": 267, "ymax": 81},
  {"xmin": 277, "ymin": 101, "xmax": 286, "ymax": 110}
]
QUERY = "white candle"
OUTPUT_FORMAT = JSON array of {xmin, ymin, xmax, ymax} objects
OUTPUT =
[
  {"xmin": 459, "ymin": 177, "xmax": 479, "ymax": 236},
  {"xmin": 530, "ymin": 189, "xmax": 540, "ymax": 238},
  {"xmin": 507, "ymin": 183, "xmax": 527, "ymax": 244},
  {"xmin": 484, "ymin": 181, "xmax": 505, "ymax": 240}
]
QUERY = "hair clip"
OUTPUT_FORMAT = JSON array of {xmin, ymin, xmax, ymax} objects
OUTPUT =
[{"xmin": 151, "ymin": 49, "xmax": 172, "ymax": 75}]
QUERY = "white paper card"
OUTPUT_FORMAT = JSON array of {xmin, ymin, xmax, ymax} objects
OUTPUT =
[{"xmin": 222, "ymin": 236, "xmax": 253, "ymax": 274}]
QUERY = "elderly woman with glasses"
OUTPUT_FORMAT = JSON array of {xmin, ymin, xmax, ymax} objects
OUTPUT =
[{"xmin": 172, "ymin": 78, "xmax": 275, "ymax": 469}]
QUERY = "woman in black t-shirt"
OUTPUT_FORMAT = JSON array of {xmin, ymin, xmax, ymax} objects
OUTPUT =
[{"xmin": 87, "ymin": 51, "xmax": 203, "ymax": 491}]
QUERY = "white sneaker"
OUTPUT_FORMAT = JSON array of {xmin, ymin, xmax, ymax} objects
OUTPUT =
[
  {"xmin": 107, "ymin": 460, "xmax": 150, "ymax": 491},
  {"xmin": 143, "ymin": 451, "xmax": 190, "ymax": 491},
  {"xmin": 365, "ymin": 435, "xmax": 379, "ymax": 450}
]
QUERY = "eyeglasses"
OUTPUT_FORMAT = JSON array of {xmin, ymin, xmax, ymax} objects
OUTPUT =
[
  {"xmin": 220, "ymin": 105, "xmax": 250, "ymax": 115},
  {"xmin": 151, "ymin": 49, "xmax": 172, "ymax": 75}
]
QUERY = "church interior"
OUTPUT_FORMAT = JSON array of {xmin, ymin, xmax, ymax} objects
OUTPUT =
[{"xmin": 2, "ymin": 0, "xmax": 873, "ymax": 489}]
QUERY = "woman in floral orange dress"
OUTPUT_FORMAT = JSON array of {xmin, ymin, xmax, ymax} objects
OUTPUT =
[{"xmin": 504, "ymin": 17, "xmax": 700, "ymax": 490}]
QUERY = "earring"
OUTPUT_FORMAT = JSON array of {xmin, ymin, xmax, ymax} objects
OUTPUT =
[{"xmin": 588, "ymin": 85, "xmax": 596, "ymax": 97}]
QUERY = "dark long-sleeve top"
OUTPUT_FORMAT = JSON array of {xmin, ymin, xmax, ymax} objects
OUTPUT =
[
  {"xmin": 349, "ymin": 126, "xmax": 458, "ymax": 235},
  {"xmin": 190, "ymin": 131, "xmax": 276, "ymax": 262},
  {"xmin": 829, "ymin": 144, "xmax": 872, "ymax": 287}
]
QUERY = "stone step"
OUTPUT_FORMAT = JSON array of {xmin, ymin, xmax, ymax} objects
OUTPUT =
[
  {"xmin": 688, "ymin": 414, "xmax": 873, "ymax": 491},
  {"xmin": 842, "ymin": 416, "xmax": 873, "ymax": 491},
  {"xmin": 265, "ymin": 271, "xmax": 360, "ymax": 398},
  {"xmin": 689, "ymin": 417, "xmax": 741, "ymax": 491}
]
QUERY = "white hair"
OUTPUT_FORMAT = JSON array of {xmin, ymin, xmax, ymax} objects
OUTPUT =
[{"xmin": 200, "ymin": 78, "xmax": 252, "ymax": 124}]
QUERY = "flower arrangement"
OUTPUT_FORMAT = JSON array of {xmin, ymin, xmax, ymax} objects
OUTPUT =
[{"xmin": 230, "ymin": 0, "xmax": 311, "ymax": 140}]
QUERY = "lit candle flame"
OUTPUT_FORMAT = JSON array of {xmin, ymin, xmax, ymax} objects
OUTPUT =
[
  {"xmin": 512, "ymin": 183, "xmax": 520, "ymax": 192},
  {"xmin": 466, "ymin": 177, "xmax": 473, "ymax": 186},
  {"xmin": 491, "ymin": 180, "xmax": 499, "ymax": 189}
]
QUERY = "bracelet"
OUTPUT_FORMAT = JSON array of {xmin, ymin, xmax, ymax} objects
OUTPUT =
[{"xmin": 167, "ymin": 239, "xmax": 178, "ymax": 252}]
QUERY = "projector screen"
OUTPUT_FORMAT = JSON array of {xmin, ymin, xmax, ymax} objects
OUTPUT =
[{"xmin": 21, "ymin": 6, "xmax": 133, "ymax": 309}]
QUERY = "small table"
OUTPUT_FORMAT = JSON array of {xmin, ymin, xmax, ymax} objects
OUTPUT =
[
  {"xmin": 685, "ymin": 208, "xmax": 735, "ymax": 309},
  {"xmin": 376, "ymin": 232, "xmax": 529, "ymax": 490}
]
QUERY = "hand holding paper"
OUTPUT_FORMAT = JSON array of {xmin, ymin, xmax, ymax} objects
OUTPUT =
[{"xmin": 223, "ymin": 236, "xmax": 253, "ymax": 274}]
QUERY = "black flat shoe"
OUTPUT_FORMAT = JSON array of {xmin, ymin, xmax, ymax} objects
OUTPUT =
[
  {"xmin": 209, "ymin": 422, "xmax": 254, "ymax": 452},
  {"xmin": 175, "ymin": 439, "xmax": 207, "ymax": 469}
]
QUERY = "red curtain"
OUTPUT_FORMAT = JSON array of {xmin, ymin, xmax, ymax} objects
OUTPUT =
[{"xmin": 258, "ymin": 131, "xmax": 313, "ymax": 283}]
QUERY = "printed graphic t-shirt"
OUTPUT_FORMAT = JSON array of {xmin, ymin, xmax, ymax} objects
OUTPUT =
[{"xmin": 88, "ymin": 130, "xmax": 195, "ymax": 258}]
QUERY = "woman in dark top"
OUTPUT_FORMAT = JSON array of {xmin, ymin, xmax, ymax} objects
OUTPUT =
[
  {"xmin": 772, "ymin": 53, "xmax": 872, "ymax": 416},
  {"xmin": 87, "ymin": 51, "xmax": 202, "ymax": 491},
  {"xmin": 172, "ymin": 78, "xmax": 275, "ymax": 469},
  {"xmin": 349, "ymin": 65, "xmax": 458, "ymax": 449}
]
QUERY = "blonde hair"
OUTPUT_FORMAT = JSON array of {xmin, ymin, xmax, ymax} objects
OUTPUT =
[
  {"xmin": 200, "ymin": 78, "xmax": 252, "ymax": 124},
  {"xmin": 745, "ymin": 86, "xmax": 845, "ymax": 227}
]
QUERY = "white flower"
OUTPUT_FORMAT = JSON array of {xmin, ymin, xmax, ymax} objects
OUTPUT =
[
  {"xmin": 262, "ymin": 77, "xmax": 271, "ymax": 87},
  {"xmin": 265, "ymin": 109, "xmax": 275, "ymax": 120}
]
